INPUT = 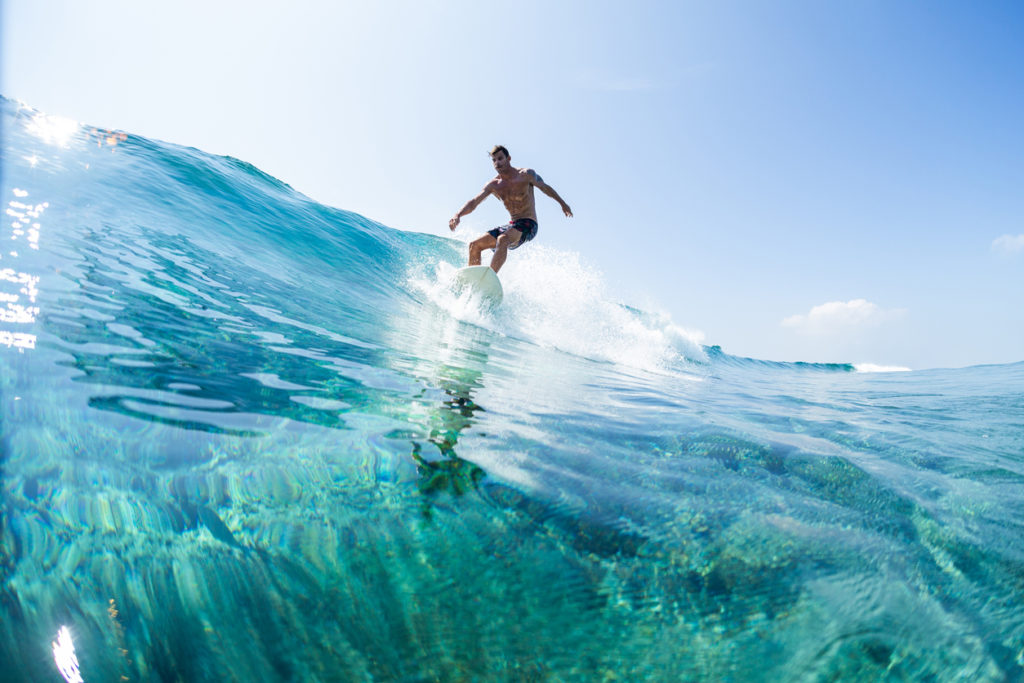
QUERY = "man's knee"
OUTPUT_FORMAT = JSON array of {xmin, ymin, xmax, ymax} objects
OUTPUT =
[
  {"xmin": 495, "ymin": 232, "xmax": 519, "ymax": 249},
  {"xmin": 471, "ymin": 236, "xmax": 496, "ymax": 253}
]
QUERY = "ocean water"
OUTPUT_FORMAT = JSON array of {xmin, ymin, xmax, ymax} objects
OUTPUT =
[{"xmin": 2, "ymin": 96, "xmax": 1023, "ymax": 682}]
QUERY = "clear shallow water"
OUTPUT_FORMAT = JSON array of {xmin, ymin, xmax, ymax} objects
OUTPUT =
[{"xmin": 2, "ymin": 97, "xmax": 1024, "ymax": 681}]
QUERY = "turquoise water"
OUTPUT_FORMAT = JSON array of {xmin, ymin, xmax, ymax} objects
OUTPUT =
[{"xmin": 2, "ymin": 97, "xmax": 1023, "ymax": 681}]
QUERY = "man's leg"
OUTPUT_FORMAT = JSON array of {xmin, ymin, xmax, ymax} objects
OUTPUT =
[
  {"xmin": 489, "ymin": 229, "xmax": 522, "ymax": 273},
  {"xmin": 468, "ymin": 234, "xmax": 497, "ymax": 266}
]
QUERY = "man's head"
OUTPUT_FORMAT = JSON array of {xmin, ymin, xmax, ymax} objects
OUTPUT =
[{"xmin": 490, "ymin": 145, "xmax": 511, "ymax": 171}]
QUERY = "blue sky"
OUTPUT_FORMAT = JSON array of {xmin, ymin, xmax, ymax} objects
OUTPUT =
[{"xmin": 3, "ymin": 0, "xmax": 1022, "ymax": 369}]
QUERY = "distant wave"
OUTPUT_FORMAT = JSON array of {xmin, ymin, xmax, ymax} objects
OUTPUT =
[{"xmin": 703, "ymin": 345, "xmax": 856, "ymax": 372}]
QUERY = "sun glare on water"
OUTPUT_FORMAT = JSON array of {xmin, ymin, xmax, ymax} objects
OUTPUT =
[
  {"xmin": 24, "ymin": 110, "xmax": 81, "ymax": 147},
  {"xmin": 52, "ymin": 626, "xmax": 84, "ymax": 683},
  {"xmin": 1, "ymin": 188, "xmax": 45, "ymax": 351}
]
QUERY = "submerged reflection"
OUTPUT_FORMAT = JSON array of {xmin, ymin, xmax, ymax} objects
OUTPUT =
[
  {"xmin": 383, "ymin": 299, "xmax": 496, "ymax": 515},
  {"xmin": 411, "ymin": 375, "xmax": 488, "ymax": 517}
]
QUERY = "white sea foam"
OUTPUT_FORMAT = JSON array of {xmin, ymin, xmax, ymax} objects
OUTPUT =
[
  {"xmin": 854, "ymin": 363, "xmax": 912, "ymax": 373},
  {"xmin": 410, "ymin": 244, "xmax": 706, "ymax": 372}
]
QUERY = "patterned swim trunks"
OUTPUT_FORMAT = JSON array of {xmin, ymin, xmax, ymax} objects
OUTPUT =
[{"xmin": 488, "ymin": 218, "xmax": 538, "ymax": 249}]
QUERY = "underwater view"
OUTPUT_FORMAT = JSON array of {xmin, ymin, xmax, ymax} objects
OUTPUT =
[{"xmin": 2, "ymin": 96, "xmax": 1024, "ymax": 681}]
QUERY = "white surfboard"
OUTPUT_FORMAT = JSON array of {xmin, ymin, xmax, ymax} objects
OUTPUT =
[{"xmin": 452, "ymin": 265, "xmax": 503, "ymax": 305}]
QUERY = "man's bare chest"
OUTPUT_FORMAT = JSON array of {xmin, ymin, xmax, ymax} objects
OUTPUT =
[{"xmin": 493, "ymin": 177, "xmax": 533, "ymax": 202}]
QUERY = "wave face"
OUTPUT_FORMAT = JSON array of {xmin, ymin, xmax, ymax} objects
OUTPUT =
[{"xmin": 3, "ymin": 97, "xmax": 1024, "ymax": 681}]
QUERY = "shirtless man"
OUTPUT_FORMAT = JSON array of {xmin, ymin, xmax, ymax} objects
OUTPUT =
[{"xmin": 449, "ymin": 145, "xmax": 573, "ymax": 273}]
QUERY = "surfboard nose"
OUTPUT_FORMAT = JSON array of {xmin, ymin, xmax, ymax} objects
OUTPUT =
[{"xmin": 452, "ymin": 265, "xmax": 504, "ymax": 305}]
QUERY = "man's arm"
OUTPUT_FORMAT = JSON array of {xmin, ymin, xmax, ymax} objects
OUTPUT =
[
  {"xmin": 449, "ymin": 184, "xmax": 494, "ymax": 231},
  {"xmin": 529, "ymin": 170, "xmax": 573, "ymax": 218}
]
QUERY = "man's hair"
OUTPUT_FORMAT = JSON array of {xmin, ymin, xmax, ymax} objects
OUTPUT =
[{"xmin": 489, "ymin": 145, "xmax": 510, "ymax": 158}]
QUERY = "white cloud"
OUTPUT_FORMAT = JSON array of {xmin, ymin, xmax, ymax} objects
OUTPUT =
[
  {"xmin": 782, "ymin": 299, "xmax": 906, "ymax": 335},
  {"xmin": 992, "ymin": 234, "xmax": 1024, "ymax": 255}
]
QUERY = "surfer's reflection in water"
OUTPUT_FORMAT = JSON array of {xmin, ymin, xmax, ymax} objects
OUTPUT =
[
  {"xmin": 411, "ymin": 369, "xmax": 488, "ymax": 519},
  {"xmin": 409, "ymin": 369, "xmax": 648, "ymax": 558}
]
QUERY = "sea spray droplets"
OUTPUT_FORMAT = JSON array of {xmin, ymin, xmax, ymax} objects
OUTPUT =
[
  {"xmin": 407, "ymin": 245, "xmax": 706, "ymax": 371},
  {"xmin": 498, "ymin": 245, "xmax": 706, "ymax": 369}
]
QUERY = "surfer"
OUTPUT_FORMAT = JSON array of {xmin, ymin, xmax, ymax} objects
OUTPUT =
[{"xmin": 449, "ymin": 145, "xmax": 573, "ymax": 273}]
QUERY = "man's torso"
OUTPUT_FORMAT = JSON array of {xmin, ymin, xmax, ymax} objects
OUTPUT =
[{"xmin": 491, "ymin": 168, "xmax": 537, "ymax": 221}]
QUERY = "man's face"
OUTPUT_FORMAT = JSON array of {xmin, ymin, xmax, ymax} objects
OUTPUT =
[{"xmin": 491, "ymin": 151, "xmax": 510, "ymax": 171}]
